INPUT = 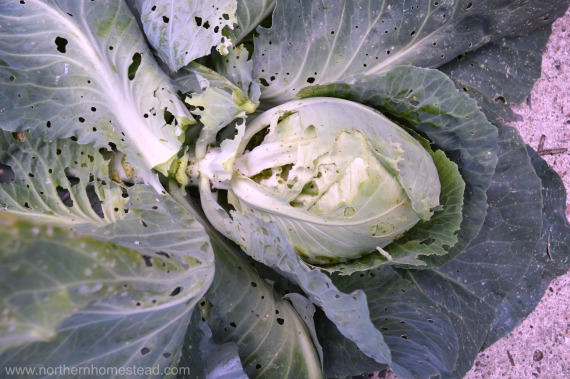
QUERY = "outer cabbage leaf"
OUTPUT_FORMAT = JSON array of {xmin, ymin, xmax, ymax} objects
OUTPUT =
[
  {"xmin": 0, "ymin": 133, "xmax": 215, "ymax": 374},
  {"xmin": 203, "ymin": 237, "xmax": 324, "ymax": 379},
  {"xmin": 253, "ymin": 0, "xmax": 568, "ymax": 104},
  {"xmin": 0, "ymin": 212, "xmax": 205, "ymax": 366},
  {"xmin": 402, "ymin": 124, "xmax": 545, "ymax": 377},
  {"xmin": 0, "ymin": 0, "xmax": 193, "ymax": 174},
  {"xmin": 440, "ymin": 26, "xmax": 552, "ymax": 124},
  {"xmin": 135, "ymin": 0, "xmax": 237, "ymax": 72},
  {"xmin": 300, "ymin": 66, "xmax": 497, "ymax": 266},
  {"xmin": 179, "ymin": 310, "xmax": 249, "ymax": 379},
  {"xmin": 169, "ymin": 185, "xmax": 324, "ymax": 379},
  {"xmin": 482, "ymin": 146, "xmax": 570, "ymax": 348},
  {"xmin": 320, "ymin": 266, "xmax": 458, "ymax": 379},
  {"xmin": 0, "ymin": 130, "xmax": 126, "ymax": 226},
  {"xmin": 220, "ymin": 208, "xmax": 393, "ymax": 367},
  {"xmin": 0, "ymin": 203, "xmax": 214, "ymax": 375}
]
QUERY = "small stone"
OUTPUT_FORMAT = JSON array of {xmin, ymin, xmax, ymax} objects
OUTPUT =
[{"xmin": 533, "ymin": 350, "xmax": 544, "ymax": 361}]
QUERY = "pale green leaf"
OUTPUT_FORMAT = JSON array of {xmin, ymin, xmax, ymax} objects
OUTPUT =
[
  {"xmin": 0, "ymin": 0, "xmax": 193, "ymax": 172},
  {"xmin": 0, "ymin": 134, "xmax": 215, "ymax": 374},
  {"xmin": 254, "ymin": 0, "xmax": 568, "ymax": 104},
  {"xmin": 138, "ymin": 0, "xmax": 237, "ymax": 71},
  {"xmin": 227, "ymin": 209, "xmax": 392, "ymax": 367},
  {"xmin": 170, "ymin": 185, "xmax": 324, "ymax": 379},
  {"xmin": 0, "ymin": 130, "xmax": 125, "ymax": 226}
]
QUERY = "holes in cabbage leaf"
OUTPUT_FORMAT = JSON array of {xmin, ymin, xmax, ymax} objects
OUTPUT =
[
  {"xmin": 0, "ymin": 163, "xmax": 15, "ymax": 184},
  {"xmin": 162, "ymin": 16, "xmax": 169, "ymax": 24},
  {"xmin": 163, "ymin": 108, "xmax": 175, "ymax": 125},
  {"xmin": 128, "ymin": 53, "xmax": 142, "ymax": 80},
  {"xmin": 259, "ymin": 78, "xmax": 270, "ymax": 87},
  {"xmin": 195, "ymin": 16, "xmax": 203, "ymax": 26},
  {"xmin": 140, "ymin": 347, "xmax": 151, "ymax": 356},
  {"xmin": 244, "ymin": 126, "xmax": 270, "ymax": 152},
  {"xmin": 55, "ymin": 36, "xmax": 68, "ymax": 53},
  {"xmin": 57, "ymin": 186, "xmax": 74, "ymax": 207},
  {"xmin": 169, "ymin": 286, "xmax": 182, "ymax": 296},
  {"xmin": 86, "ymin": 184, "xmax": 104, "ymax": 218},
  {"xmin": 156, "ymin": 251, "xmax": 171, "ymax": 259},
  {"xmin": 12, "ymin": 131, "xmax": 25, "ymax": 142},
  {"xmin": 142, "ymin": 255, "xmax": 153, "ymax": 267},
  {"xmin": 276, "ymin": 318, "xmax": 285, "ymax": 325},
  {"xmin": 306, "ymin": 77, "xmax": 315, "ymax": 84},
  {"xmin": 494, "ymin": 95, "xmax": 506, "ymax": 104}
]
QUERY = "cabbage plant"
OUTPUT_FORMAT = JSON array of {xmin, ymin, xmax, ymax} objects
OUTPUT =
[{"xmin": 1, "ymin": 1, "xmax": 569, "ymax": 378}]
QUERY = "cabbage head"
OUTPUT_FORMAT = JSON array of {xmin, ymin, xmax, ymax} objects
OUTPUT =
[{"xmin": 227, "ymin": 98, "xmax": 441, "ymax": 264}]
